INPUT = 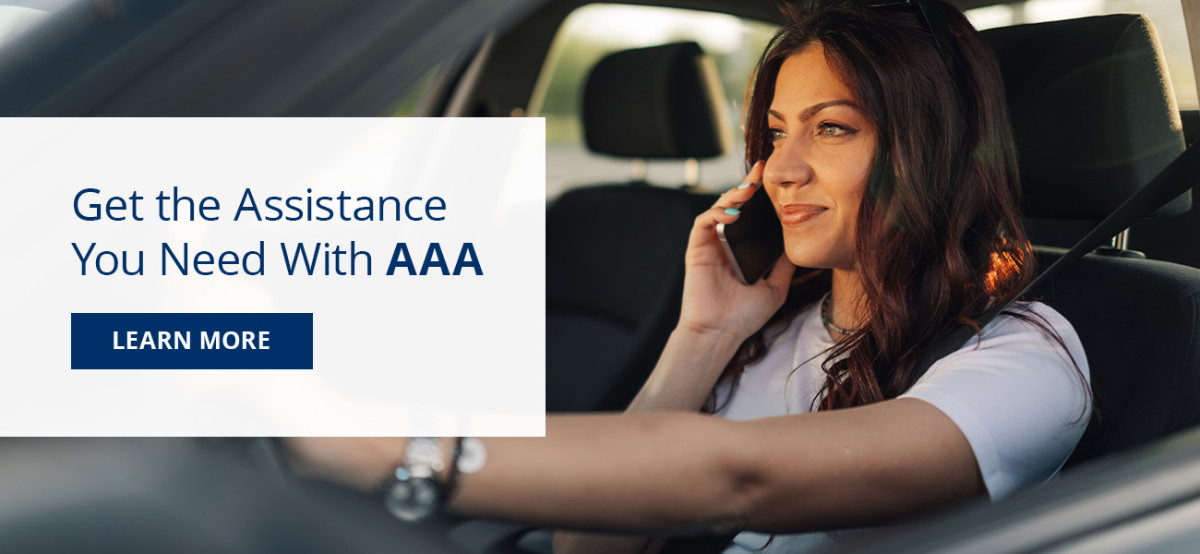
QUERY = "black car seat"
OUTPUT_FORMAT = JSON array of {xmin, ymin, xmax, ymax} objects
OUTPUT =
[
  {"xmin": 982, "ymin": 14, "xmax": 1200, "ymax": 467},
  {"xmin": 1183, "ymin": 110, "xmax": 1200, "ymax": 145},
  {"xmin": 546, "ymin": 41, "xmax": 726, "ymax": 413},
  {"xmin": 1130, "ymin": 108, "xmax": 1200, "ymax": 265},
  {"xmin": 984, "ymin": 14, "xmax": 1190, "ymax": 251}
]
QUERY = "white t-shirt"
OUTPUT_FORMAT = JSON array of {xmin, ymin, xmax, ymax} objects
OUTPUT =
[{"xmin": 716, "ymin": 300, "xmax": 1091, "ymax": 554}]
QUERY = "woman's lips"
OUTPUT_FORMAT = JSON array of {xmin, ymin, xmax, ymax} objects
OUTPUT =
[{"xmin": 778, "ymin": 204, "xmax": 826, "ymax": 226}]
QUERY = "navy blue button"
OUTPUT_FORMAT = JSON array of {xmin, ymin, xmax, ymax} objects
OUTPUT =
[{"xmin": 71, "ymin": 313, "xmax": 313, "ymax": 369}]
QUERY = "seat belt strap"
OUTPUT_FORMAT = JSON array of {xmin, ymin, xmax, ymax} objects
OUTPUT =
[{"xmin": 910, "ymin": 142, "xmax": 1200, "ymax": 381}]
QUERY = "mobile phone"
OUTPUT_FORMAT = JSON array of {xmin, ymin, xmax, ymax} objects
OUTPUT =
[{"xmin": 716, "ymin": 185, "xmax": 784, "ymax": 285}]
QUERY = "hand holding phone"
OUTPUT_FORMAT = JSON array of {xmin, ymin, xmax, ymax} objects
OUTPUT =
[
  {"xmin": 678, "ymin": 162, "xmax": 794, "ymax": 342},
  {"xmin": 716, "ymin": 184, "xmax": 784, "ymax": 285}
]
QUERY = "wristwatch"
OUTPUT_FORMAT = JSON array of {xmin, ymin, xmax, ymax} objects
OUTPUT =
[
  {"xmin": 380, "ymin": 437, "xmax": 450, "ymax": 522},
  {"xmin": 379, "ymin": 437, "xmax": 485, "ymax": 522}
]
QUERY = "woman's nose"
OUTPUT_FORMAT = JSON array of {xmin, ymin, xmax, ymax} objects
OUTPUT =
[{"xmin": 763, "ymin": 141, "xmax": 813, "ymax": 189}]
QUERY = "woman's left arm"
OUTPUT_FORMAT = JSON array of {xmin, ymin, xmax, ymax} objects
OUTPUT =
[{"xmin": 288, "ymin": 398, "xmax": 981, "ymax": 534}]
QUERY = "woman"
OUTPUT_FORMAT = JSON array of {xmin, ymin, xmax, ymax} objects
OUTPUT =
[{"xmin": 288, "ymin": 1, "xmax": 1091, "ymax": 552}]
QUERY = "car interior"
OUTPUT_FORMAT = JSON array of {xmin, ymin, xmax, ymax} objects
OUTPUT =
[
  {"xmin": 547, "ymin": 40, "xmax": 729, "ymax": 412},
  {"xmin": 467, "ymin": 2, "xmax": 1200, "ymax": 551},
  {"xmin": 536, "ymin": 5, "xmax": 1200, "ymax": 464},
  {"xmin": 531, "ymin": 2, "xmax": 1200, "ymax": 551},
  {"xmin": 2, "ymin": 0, "xmax": 1200, "ymax": 552}
]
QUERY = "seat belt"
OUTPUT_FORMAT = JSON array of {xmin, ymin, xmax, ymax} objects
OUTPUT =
[
  {"xmin": 909, "ymin": 141, "xmax": 1200, "ymax": 382},
  {"xmin": 674, "ymin": 142, "xmax": 1200, "ymax": 554}
]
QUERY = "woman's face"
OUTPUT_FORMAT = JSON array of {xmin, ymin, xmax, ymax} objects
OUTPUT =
[{"xmin": 763, "ymin": 43, "xmax": 877, "ymax": 272}]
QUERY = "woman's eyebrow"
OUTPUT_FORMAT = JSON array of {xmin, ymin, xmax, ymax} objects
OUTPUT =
[
  {"xmin": 802, "ymin": 100, "xmax": 859, "ymax": 120},
  {"xmin": 769, "ymin": 100, "xmax": 861, "ymax": 123}
]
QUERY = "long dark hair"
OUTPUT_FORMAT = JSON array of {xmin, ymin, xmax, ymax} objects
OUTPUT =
[{"xmin": 709, "ymin": 0, "xmax": 1033, "ymax": 412}]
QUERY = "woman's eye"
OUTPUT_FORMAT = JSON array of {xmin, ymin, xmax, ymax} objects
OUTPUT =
[
  {"xmin": 768, "ymin": 128, "xmax": 786, "ymax": 142},
  {"xmin": 816, "ymin": 123, "xmax": 853, "ymax": 137}
]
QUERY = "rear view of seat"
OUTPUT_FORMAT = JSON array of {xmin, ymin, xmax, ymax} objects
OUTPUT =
[
  {"xmin": 983, "ymin": 15, "xmax": 1200, "ymax": 466},
  {"xmin": 546, "ymin": 42, "xmax": 727, "ymax": 412},
  {"xmin": 984, "ymin": 13, "xmax": 1189, "ymax": 250}
]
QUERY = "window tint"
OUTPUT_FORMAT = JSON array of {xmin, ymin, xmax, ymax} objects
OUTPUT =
[{"xmin": 532, "ymin": 4, "xmax": 777, "ymax": 200}]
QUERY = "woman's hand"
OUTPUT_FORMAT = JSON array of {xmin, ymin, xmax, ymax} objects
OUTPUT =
[{"xmin": 678, "ymin": 161, "xmax": 795, "ymax": 342}]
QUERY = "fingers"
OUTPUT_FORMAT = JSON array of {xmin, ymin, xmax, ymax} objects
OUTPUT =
[
  {"xmin": 689, "ymin": 161, "xmax": 765, "ymax": 246},
  {"xmin": 745, "ymin": 159, "xmax": 765, "ymax": 186},
  {"xmin": 688, "ymin": 204, "xmax": 741, "ymax": 249},
  {"xmin": 688, "ymin": 161, "xmax": 768, "ymax": 251},
  {"xmin": 715, "ymin": 160, "xmax": 765, "ymax": 210}
]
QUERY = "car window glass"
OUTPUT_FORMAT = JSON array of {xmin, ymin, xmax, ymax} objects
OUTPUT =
[
  {"xmin": 966, "ymin": 0, "xmax": 1197, "ymax": 109},
  {"xmin": 0, "ymin": 0, "xmax": 74, "ymax": 48},
  {"xmin": 532, "ymin": 3, "xmax": 777, "ymax": 200}
]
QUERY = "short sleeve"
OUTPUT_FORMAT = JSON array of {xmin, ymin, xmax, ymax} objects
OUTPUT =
[{"xmin": 899, "ymin": 302, "xmax": 1091, "ymax": 500}]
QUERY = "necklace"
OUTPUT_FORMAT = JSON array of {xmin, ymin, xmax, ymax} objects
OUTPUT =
[{"xmin": 820, "ymin": 293, "xmax": 858, "ymax": 336}]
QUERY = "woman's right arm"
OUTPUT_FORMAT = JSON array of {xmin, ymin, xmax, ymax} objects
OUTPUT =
[
  {"xmin": 549, "ymin": 327, "xmax": 747, "ymax": 554},
  {"xmin": 630, "ymin": 161, "xmax": 795, "ymax": 412},
  {"xmin": 554, "ymin": 162, "xmax": 794, "ymax": 554}
]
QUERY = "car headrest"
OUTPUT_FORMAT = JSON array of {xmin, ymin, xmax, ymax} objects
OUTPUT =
[
  {"xmin": 982, "ymin": 14, "xmax": 1189, "ymax": 220},
  {"xmin": 583, "ymin": 41, "xmax": 730, "ymax": 159}
]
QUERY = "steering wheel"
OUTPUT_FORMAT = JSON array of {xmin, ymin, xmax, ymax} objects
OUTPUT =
[{"xmin": 0, "ymin": 437, "xmax": 473, "ymax": 553}]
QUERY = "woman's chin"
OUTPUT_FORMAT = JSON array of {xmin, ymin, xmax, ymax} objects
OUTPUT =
[
  {"xmin": 783, "ymin": 247, "xmax": 831, "ymax": 270},
  {"xmin": 783, "ymin": 237, "xmax": 856, "ymax": 271}
]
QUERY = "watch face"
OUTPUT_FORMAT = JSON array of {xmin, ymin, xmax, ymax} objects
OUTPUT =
[{"xmin": 384, "ymin": 476, "xmax": 440, "ymax": 522}]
